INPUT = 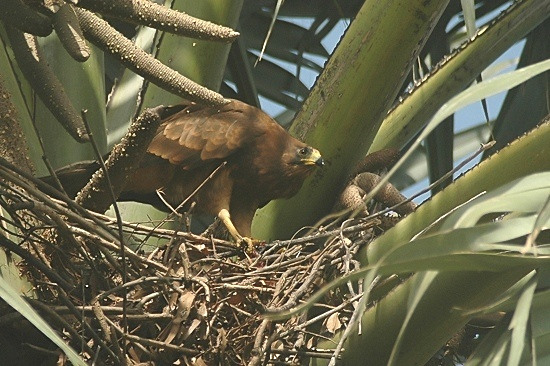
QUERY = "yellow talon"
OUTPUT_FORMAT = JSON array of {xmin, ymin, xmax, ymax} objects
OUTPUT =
[{"xmin": 218, "ymin": 209, "xmax": 258, "ymax": 252}]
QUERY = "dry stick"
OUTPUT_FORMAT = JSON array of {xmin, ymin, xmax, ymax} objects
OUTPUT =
[
  {"xmin": 90, "ymin": 277, "xmax": 168, "ymax": 359},
  {"xmin": 262, "ymin": 219, "xmax": 379, "ymax": 251},
  {"xmin": 67, "ymin": 220, "xmax": 226, "ymax": 270},
  {"xmin": 248, "ymin": 319, "xmax": 272, "ymax": 366},
  {"xmin": 0, "ymin": 203, "xmax": 34, "ymax": 240},
  {"xmin": 326, "ymin": 275, "xmax": 385, "ymax": 366},
  {"xmin": 270, "ymin": 268, "xmax": 294, "ymax": 303},
  {"xmin": 226, "ymin": 252, "xmax": 314, "ymax": 283},
  {"xmin": 0, "ymin": 232, "xmax": 73, "ymax": 292},
  {"xmin": 0, "ymin": 156, "xmax": 137, "ymax": 245},
  {"xmin": 42, "ymin": 304, "xmax": 172, "ymax": 320},
  {"xmin": 15, "ymin": 197, "xmax": 81, "ymax": 251},
  {"xmin": 216, "ymin": 283, "xmax": 275, "ymax": 293},
  {"xmin": 328, "ymin": 301, "xmax": 361, "ymax": 366},
  {"xmin": 0, "ymin": 162, "xmax": 129, "ymax": 275},
  {"xmin": 4, "ymin": 26, "xmax": 88, "ymax": 141},
  {"xmin": 52, "ymin": 305, "xmax": 140, "ymax": 315},
  {"xmin": 0, "ymin": 216, "xmax": 104, "ymax": 358},
  {"xmin": 0, "ymin": 166, "xmax": 151, "ymax": 283},
  {"xmin": 176, "ymin": 239, "xmax": 191, "ymax": 279},
  {"xmin": 269, "ymin": 348, "xmax": 336, "ymax": 360},
  {"xmin": 192, "ymin": 257, "xmax": 249, "ymax": 272},
  {"xmin": 227, "ymin": 303, "xmax": 253, "ymax": 318},
  {"xmin": 279, "ymin": 246, "xmax": 333, "ymax": 308},
  {"xmin": 279, "ymin": 293, "xmax": 364, "ymax": 340},
  {"xmin": 133, "ymin": 276, "xmax": 210, "ymax": 310},
  {"xmin": 192, "ymin": 276, "xmax": 212, "ymax": 302},
  {"xmin": 55, "ymin": 287, "xmax": 121, "ymax": 363},
  {"xmin": 75, "ymin": 7, "xmax": 229, "ymax": 106},
  {"xmin": 92, "ymin": 212, "xmax": 234, "ymax": 248},
  {"xmin": 125, "ymin": 339, "xmax": 153, "ymax": 360},
  {"xmin": 2, "ymin": 171, "xmax": 137, "ymax": 282},
  {"xmin": 32, "ymin": 204, "xmax": 366, "ymax": 362},
  {"xmin": 163, "ymin": 236, "xmax": 180, "ymax": 271},
  {"xmin": 5, "ymin": 185, "xmax": 88, "ymax": 269},
  {"xmin": 254, "ymin": 241, "xmax": 363, "ymax": 362},
  {"xmin": 29, "ymin": 299, "xmax": 94, "ymax": 356},
  {"xmin": 77, "ymin": 108, "xmax": 165, "ymax": 340},
  {"xmin": 336, "ymin": 224, "xmax": 358, "ymax": 298},
  {"xmin": 109, "ymin": 322, "xmax": 127, "ymax": 366},
  {"xmin": 68, "ymin": 226, "xmax": 167, "ymax": 272},
  {"xmin": 94, "ymin": 276, "xmax": 196, "ymax": 302},
  {"xmin": 76, "ymin": 0, "xmax": 239, "ymax": 42},
  {"xmin": 11, "ymin": 198, "xmax": 97, "ymax": 276},
  {"xmin": 92, "ymin": 299, "xmax": 125, "ymax": 364},
  {"xmin": 103, "ymin": 316, "xmax": 200, "ymax": 355},
  {"xmin": 249, "ymin": 247, "xmax": 336, "ymax": 365}
]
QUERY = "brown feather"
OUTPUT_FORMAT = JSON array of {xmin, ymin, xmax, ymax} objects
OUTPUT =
[
  {"xmin": 144, "ymin": 99, "xmax": 323, "ymax": 237},
  {"xmin": 49, "ymin": 99, "xmax": 323, "ymax": 240}
]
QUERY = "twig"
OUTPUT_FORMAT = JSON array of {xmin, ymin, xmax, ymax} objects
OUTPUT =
[
  {"xmin": 269, "ymin": 347, "xmax": 339, "ymax": 360},
  {"xmin": 0, "ymin": 232, "xmax": 73, "ymax": 292},
  {"xmin": 80, "ymin": 109, "xmax": 130, "ymax": 340},
  {"xmin": 0, "ymin": 156, "xmax": 123, "ymax": 246},
  {"xmin": 68, "ymin": 226, "xmax": 167, "ymax": 272},
  {"xmin": 104, "ymin": 316, "xmax": 200, "ymax": 355}
]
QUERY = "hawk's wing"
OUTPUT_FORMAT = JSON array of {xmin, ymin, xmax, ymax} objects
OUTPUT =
[{"xmin": 148, "ymin": 100, "xmax": 265, "ymax": 168}]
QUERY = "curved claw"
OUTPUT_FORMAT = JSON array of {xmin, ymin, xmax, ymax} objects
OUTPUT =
[
  {"xmin": 238, "ymin": 236, "xmax": 260, "ymax": 253},
  {"xmin": 218, "ymin": 209, "xmax": 259, "ymax": 252}
]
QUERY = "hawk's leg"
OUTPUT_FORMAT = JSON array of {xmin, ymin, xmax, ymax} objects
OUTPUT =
[{"xmin": 217, "ymin": 209, "xmax": 256, "ymax": 251}]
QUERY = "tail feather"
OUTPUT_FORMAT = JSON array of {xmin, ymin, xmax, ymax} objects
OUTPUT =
[
  {"xmin": 40, "ymin": 161, "xmax": 168, "ymax": 211},
  {"xmin": 40, "ymin": 161, "xmax": 99, "ymax": 199}
]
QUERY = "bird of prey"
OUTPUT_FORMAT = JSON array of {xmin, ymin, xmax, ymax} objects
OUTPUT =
[{"xmin": 48, "ymin": 99, "xmax": 324, "ymax": 245}]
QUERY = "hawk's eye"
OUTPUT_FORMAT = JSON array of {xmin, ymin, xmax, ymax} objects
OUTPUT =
[{"xmin": 298, "ymin": 147, "xmax": 310, "ymax": 156}]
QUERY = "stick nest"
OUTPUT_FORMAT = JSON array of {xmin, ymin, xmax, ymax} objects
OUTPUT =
[{"xmin": 0, "ymin": 162, "xmax": 399, "ymax": 366}]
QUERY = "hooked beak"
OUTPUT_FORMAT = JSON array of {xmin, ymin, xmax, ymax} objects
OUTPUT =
[{"xmin": 302, "ymin": 148, "xmax": 325, "ymax": 167}]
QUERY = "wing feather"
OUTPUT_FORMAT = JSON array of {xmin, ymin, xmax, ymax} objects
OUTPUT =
[
  {"xmin": 183, "ymin": 124, "xmax": 203, "ymax": 151},
  {"xmin": 148, "ymin": 100, "xmax": 265, "ymax": 168}
]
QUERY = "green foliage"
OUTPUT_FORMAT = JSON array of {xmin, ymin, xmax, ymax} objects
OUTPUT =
[
  {"xmin": 0, "ymin": 276, "xmax": 87, "ymax": 366},
  {"xmin": 1, "ymin": 0, "xmax": 550, "ymax": 364},
  {"xmin": 253, "ymin": 0, "xmax": 450, "ymax": 239}
]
